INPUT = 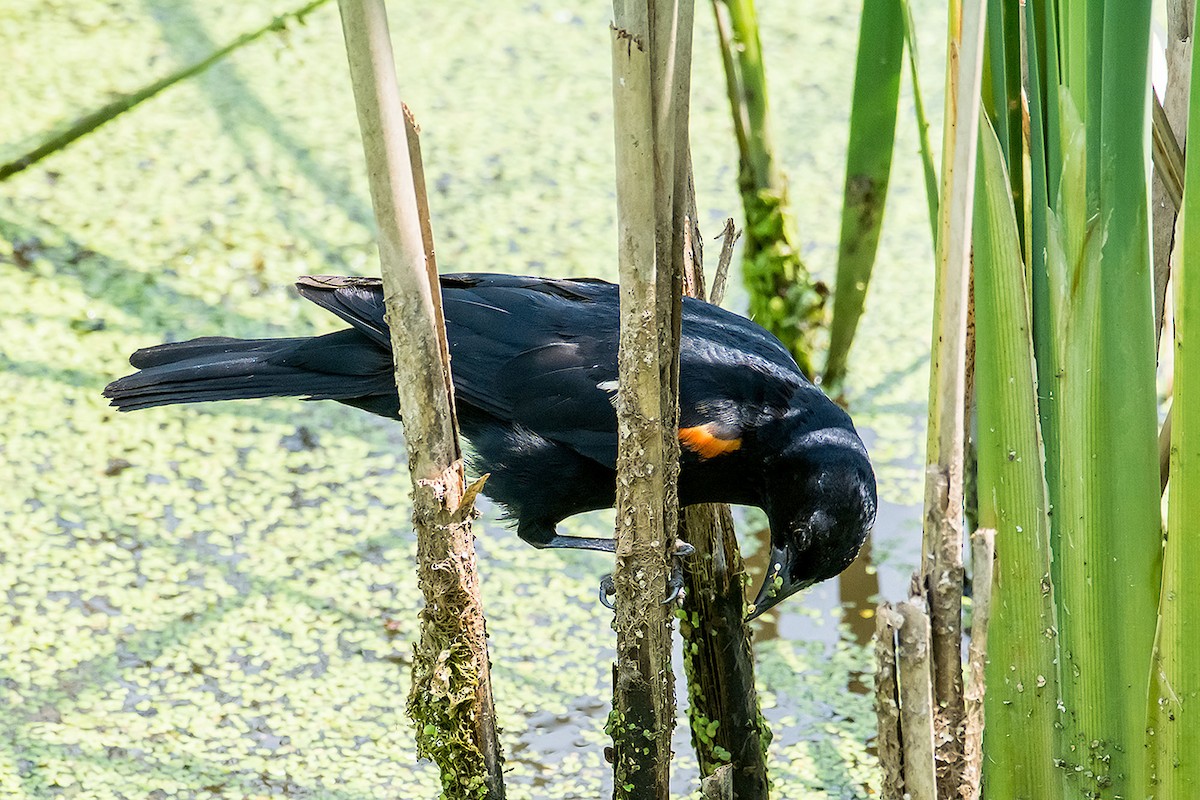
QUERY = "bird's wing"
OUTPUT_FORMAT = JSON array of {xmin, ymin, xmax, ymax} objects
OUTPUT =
[
  {"xmin": 297, "ymin": 273, "xmax": 808, "ymax": 468},
  {"xmin": 441, "ymin": 274, "xmax": 623, "ymax": 465}
]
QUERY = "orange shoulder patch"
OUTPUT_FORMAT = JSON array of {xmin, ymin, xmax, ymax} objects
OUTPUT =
[{"xmin": 678, "ymin": 423, "xmax": 742, "ymax": 459}]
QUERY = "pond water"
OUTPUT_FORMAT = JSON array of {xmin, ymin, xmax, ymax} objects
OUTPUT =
[{"xmin": 0, "ymin": 0, "xmax": 943, "ymax": 797}]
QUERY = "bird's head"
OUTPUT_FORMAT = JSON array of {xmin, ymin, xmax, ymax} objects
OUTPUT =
[{"xmin": 747, "ymin": 426, "xmax": 877, "ymax": 620}]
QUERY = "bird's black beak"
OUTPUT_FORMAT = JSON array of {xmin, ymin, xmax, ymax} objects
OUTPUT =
[{"xmin": 745, "ymin": 542, "xmax": 806, "ymax": 620}]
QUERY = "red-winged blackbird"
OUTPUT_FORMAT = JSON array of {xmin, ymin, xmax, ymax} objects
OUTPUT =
[{"xmin": 104, "ymin": 273, "xmax": 877, "ymax": 618}]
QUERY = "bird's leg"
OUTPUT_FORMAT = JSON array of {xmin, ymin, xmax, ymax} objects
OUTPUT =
[
  {"xmin": 535, "ymin": 535, "xmax": 618, "ymax": 552},
  {"xmin": 517, "ymin": 520, "xmax": 616, "ymax": 553},
  {"xmin": 598, "ymin": 538, "xmax": 696, "ymax": 612}
]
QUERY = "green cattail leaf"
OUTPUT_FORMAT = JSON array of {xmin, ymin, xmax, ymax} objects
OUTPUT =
[{"xmin": 974, "ymin": 112, "xmax": 1063, "ymax": 798}]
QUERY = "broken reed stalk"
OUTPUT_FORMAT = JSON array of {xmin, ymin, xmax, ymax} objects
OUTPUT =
[
  {"xmin": 0, "ymin": 0, "xmax": 331, "ymax": 182},
  {"xmin": 873, "ymin": 604, "xmax": 904, "ymax": 800},
  {"xmin": 896, "ymin": 599, "xmax": 937, "ymax": 800},
  {"xmin": 699, "ymin": 765, "xmax": 734, "ymax": 800},
  {"xmin": 336, "ymin": 2, "xmax": 504, "ymax": 798},
  {"xmin": 918, "ymin": 0, "xmax": 986, "ymax": 792},
  {"xmin": 608, "ymin": 2, "xmax": 695, "ymax": 797},
  {"xmin": 875, "ymin": 559, "xmax": 995, "ymax": 800},
  {"xmin": 710, "ymin": 218, "xmax": 739, "ymax": 307},
  {"xmin": 961, "ymin": 528, "xmax": 994, "ymax": 800},
  {"xmin": 681, "ymin": 181, "xmax": 763, "ymax": 796},
  {"xmin": 678, "ymin": 198, "xmax": 769, "ymax": 799},
  {"xmin": 678, "ymin": 504, "xmax": 769, "ymax": 797}
]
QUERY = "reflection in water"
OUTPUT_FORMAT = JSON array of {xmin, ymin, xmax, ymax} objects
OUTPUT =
[
  {"xmin": 743, "ymin": 522, "xmax": 882, "ymax": 695},
  {"xmin": 743, "ymin": 526, "xmax": 881, "ymax": 646},
  {"xmin": 839, "ymin": 536, "xmax": 881, "ymax": 693}
]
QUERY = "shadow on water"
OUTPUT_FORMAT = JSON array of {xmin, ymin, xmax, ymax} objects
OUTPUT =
[
  {"xmin": 0, "ymin": 213, "xmax": 301, "ymax": 340},
  {"xmin": 141, "ymin": 0, "xmax": 373, "ymax": 262}
]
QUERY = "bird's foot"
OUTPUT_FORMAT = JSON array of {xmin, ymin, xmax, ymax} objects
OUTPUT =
[
  {"xmin": 597, "ymin": 540, "xmax": 695, "ymax": 612},
  {"xmin": 598, "ymin": 574, "xmax": 616, "ymax": 610},
  {"xmin": 663, "ymin": 540, "xmax": 695, "ymax": 606}
]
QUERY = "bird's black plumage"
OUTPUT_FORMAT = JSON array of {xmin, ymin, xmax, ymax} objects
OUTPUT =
[{"xmin": 104, "ymin": 273, "xmax": 877, "ymax": 617}]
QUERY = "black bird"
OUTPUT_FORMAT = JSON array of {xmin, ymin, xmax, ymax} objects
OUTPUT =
[{"xmin": 104, "ymin": 273, "xmax": 877, "ymax": 618}]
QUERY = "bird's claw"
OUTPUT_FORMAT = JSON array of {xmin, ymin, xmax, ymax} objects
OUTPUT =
[
  {"xmin": 662, "ymin": 571, "xmax": 686, "ymax": 605},
  {"xmin": 598, "ymin": 539, "xmax": 694, "ymax": 611},
  {"xmin": 598, "ymin": 574, "xmax": 616, "ymax": 610}
]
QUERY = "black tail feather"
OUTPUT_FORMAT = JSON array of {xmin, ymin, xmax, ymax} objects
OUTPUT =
[
  {"xmin": 128, "ymin": 336, "xmax": 296, "ymax": 369},
  {"xmin": 104, "ymin": 329, "xmax": 399, "ymax": 417}
]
